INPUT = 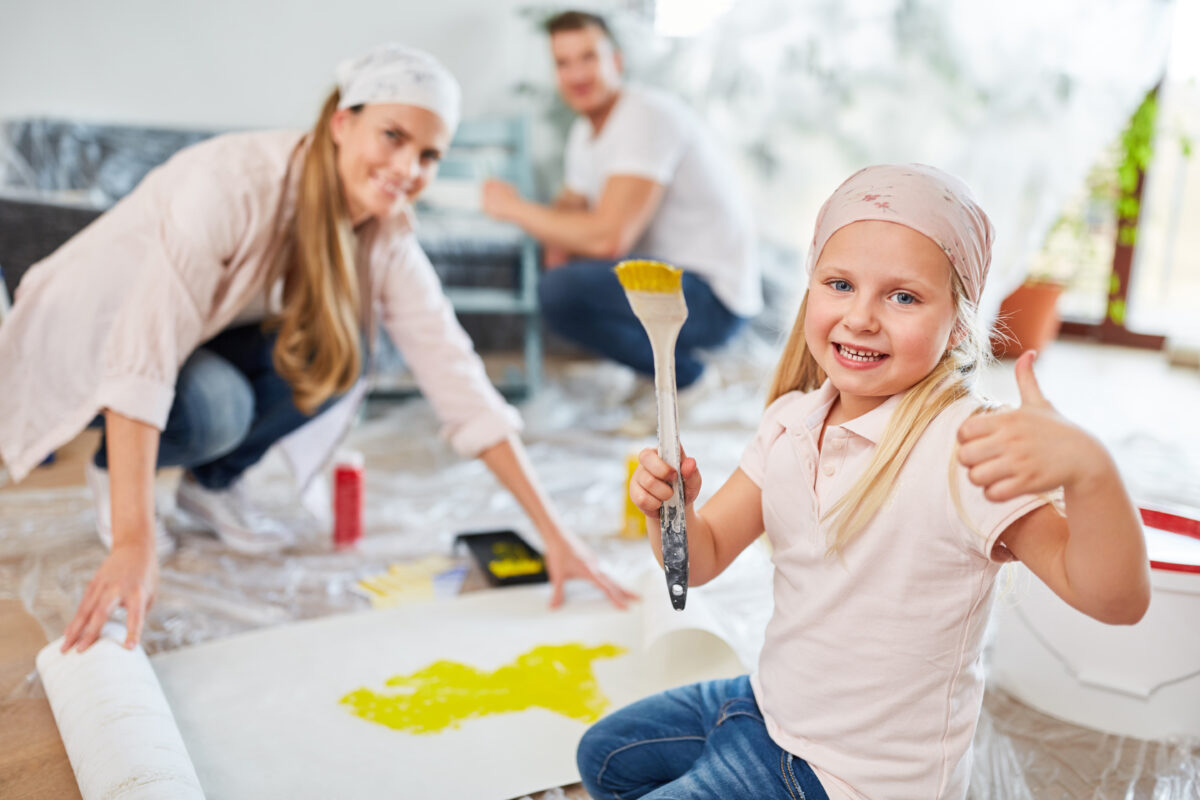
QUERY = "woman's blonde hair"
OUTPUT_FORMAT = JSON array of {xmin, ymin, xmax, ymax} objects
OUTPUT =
[
  {"xmin": 767, "ymin": 264, "xmax": 991, "ymax": 555},
  {"xmin": 266, "ymin": 89, "xmax": 362, "ymax": 415}
]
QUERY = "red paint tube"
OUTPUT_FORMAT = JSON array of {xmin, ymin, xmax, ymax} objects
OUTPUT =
[{"xmin": 333, "ymin": 450, "xmax": 364, "ymax": 549}]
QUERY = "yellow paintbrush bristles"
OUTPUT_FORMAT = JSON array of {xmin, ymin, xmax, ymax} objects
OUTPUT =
[{"xmin": 614, "ymin": 260, "xmax": 683, "ymax": 293}]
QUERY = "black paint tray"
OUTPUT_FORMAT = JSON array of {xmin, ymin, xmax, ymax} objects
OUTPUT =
[{"xmin": 454, "ymin": 529, "xmax": 549, "ymax": 587}]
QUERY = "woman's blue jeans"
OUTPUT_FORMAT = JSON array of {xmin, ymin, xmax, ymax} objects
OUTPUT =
[
  {"xmin": 94, "ymin": 324, "xmax": 337, "ymax": 490},
  {"xmin": 576, "ymin": 675, "xmax": 829, "ymax": 800},
  {"xmin": 538, "ymin": 259, "xmax": 747, "ymax": 389}
]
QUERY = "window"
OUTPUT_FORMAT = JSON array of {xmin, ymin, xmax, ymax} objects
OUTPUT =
[
  {"xmin": 1058, "ymin": 0, "xmax": 1199, "ymax": 348},
  {"xmin": 1128, "ymin": 43, "xmax": 1200, "ymax": 341}
]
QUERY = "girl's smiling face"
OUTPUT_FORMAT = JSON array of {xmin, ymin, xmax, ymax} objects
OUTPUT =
[
  {"xmin": 804, "ymin": 219, "xmax": 959, "ymax": 423},
  {"xmin": 330, "ymin": 103, "xmax": 449, "ymax": 225}
]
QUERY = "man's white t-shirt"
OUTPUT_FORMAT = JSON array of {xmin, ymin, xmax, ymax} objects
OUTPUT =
[{"xmin": 563, "ymin": 85, "xmax": 761, "ymax": 317}]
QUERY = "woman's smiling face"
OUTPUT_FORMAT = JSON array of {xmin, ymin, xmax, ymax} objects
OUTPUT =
[{"xmin": 330, "ymin": 103, "xmax": 450, "ymax": 224}]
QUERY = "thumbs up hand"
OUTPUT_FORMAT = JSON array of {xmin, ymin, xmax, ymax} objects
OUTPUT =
[{"xmin": 956, "ymin": 351, "xmax": 1103, "ymax": 503}]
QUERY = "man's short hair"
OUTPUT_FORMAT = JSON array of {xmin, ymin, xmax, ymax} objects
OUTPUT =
[{"xmin": 544, "ymin": 10, "xmax": 618, "ymax": 48}]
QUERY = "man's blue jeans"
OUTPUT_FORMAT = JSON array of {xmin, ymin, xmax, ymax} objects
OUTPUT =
[
  {"xmin": 538, "ymin": 259, "xmax": 747, "ymax": 389},
  {"xmin": 576, "ymin": 675, "xmax": 829, "ymax": 800},
  {"xmin": 94, "ymin": 324, "xmax": 338, "ymax": 490}
]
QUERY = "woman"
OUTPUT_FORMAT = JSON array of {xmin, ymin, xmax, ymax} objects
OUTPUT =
[{"xmin": 0, "ymin": 44, "xmax": 634, "ymax": 653}]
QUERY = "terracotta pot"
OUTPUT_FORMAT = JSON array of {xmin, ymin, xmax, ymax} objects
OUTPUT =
[{"xmin": 992, "ymin": 280, "xmax": 1065, "ymax": 359}]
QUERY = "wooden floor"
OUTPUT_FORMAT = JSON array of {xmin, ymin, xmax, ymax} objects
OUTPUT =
[
  {"xmin": 1, "ymin": 431, "xmax": 99, "ymax": 799},
  {"xmin": 0, "ymin": 599, "xmax": 82, "ymax": 800}
]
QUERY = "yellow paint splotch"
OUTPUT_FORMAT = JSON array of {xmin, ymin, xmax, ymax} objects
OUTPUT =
[{"xmin": 339, "ymin": 642, "xmax": 626, "ymax": 734}]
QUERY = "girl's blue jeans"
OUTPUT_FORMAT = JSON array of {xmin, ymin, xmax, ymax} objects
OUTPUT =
[
  {"xmin": 94, "ymin": 323, "xmax": 338, "ymax": 490},
  {"xmin": 576, "ymin": 675, "xmax": 829, "ymax": 800},
  {"xmin": 538, "ymin": 259, "xmax": 747, "ymax": 389}
]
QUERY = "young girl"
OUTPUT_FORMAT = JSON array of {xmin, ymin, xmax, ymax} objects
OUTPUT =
[
  {"xmin": 577, "ymin": 164, "xmax": 1151, "ymax": 800},
  {"xmin": 0, "ymin": 43, "xmax": 633, "ymax": 655}
]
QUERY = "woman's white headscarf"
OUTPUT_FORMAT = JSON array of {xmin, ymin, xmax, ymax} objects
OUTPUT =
[{"xmin": 335, "ymin": 43, "xmax": 461, "ymax": 134}]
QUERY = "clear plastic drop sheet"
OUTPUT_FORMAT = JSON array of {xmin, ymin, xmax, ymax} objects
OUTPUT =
[{"xmin": 2, "ymin": 337, "xmax": 1198, "ymax": 798}]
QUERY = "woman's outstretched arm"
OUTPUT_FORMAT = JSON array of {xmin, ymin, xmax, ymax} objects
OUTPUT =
[
  {"xmin": 479, "ymin": 434, "xmax": 638, "ymax": 609},
  {"xmin": 61, "ymin": 410, "xmax": 160, "ymax": 652}
]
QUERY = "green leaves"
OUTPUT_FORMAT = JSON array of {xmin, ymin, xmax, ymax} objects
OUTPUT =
[
  {"xmin": 1107, "ymin": 297, "xmax": 1127, "ymax": 326},
  {"xmin": 1114, "ymin": 90, "xmax": 1159, "ymax": 245}
]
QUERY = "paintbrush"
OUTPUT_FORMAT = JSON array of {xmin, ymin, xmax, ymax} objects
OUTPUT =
[{"xmin": 614, "ymin": 260, "xmax": 689, "ymax": 610}]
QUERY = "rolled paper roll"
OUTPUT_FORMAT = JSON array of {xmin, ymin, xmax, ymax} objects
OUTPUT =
[{"xmin": 36, "ymin": 623, "xmax": 205, "ymax": 799}]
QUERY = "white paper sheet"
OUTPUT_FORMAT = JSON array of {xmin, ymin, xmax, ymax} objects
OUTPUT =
[{"xmin": 148, "ymin": 570, "xmax": 748, "ymax": 800}]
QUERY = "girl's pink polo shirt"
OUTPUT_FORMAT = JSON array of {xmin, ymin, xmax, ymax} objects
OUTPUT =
[{"xmin": 739, "ymin": 381, "xmax": 1049, "ymax": 800}]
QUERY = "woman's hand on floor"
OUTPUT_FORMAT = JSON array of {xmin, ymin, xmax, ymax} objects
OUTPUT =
[
  {"xmin": 475, "ymin": 435, "xmax": 638, "ymax": 610},
  {"xmin": 61, "ymin": 542, "xmax": 158, "ymax": 653},
  {"xmin": 542, "ymin": 530, "xmax": 638, "ymax": 611}
]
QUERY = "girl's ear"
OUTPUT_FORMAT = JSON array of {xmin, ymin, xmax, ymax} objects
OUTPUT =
[
  {"xmin": 943, "ymin": 315, "xmax": 970, "ymax": 355},
  {"xmin": 949, "ymin": 322, "xmax": 965, "ymax": 349}
]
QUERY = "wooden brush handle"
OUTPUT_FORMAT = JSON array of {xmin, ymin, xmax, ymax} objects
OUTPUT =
[{"xmin": 653, "ymin": 346, "xmax": 688, "ymax": 611}]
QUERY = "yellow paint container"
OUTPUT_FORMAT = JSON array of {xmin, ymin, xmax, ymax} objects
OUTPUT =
[{"xmin": 621, "ymin": 452, "xmax": 648, "ymax": 539}]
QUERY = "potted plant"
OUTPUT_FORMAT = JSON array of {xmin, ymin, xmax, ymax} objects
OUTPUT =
[
  {"xmin": 992, "ymin": 277, "xmax": 1068, "ymax": 359},
  {"xmin": 992, "ymin": 189, "xmax": 1106, "ymax": 359}
]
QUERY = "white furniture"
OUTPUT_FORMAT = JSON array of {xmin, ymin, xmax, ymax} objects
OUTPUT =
[{"xmin": 989, "ymin": 507, "xmax": 1200, "ymax": 739}]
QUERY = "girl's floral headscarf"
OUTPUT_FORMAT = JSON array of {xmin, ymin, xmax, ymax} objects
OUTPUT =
[{"xmin": 806, "ymin": 164, "xmax": 994, "ymax": 306}]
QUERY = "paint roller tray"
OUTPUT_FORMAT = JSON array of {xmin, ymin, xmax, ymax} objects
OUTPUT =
[{"xmin": 453, "ymin": 529, "xmax": 549, "ymax": 587}]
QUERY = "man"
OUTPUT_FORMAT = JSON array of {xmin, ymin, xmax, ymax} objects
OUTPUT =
[{"xmin": 482, "ymin": 11, "xmax": 760, "ymax": 390}]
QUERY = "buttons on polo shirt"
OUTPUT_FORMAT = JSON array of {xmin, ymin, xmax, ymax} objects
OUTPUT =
[
  {"xmin": 806, "ymin": 457, "xmax": 815, "ymax": 471},
  {"xmin": 823, "ymin": 463, "xmax": 835, "ymax": 476}
]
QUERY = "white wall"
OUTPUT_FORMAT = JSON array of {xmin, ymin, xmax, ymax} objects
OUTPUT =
[
  {"xmin": 0, "ymin": 0, "xmax": 551, "ymax": 130},
  {"xmin": 1, "ymin": 0, "xmax": 1173, "ymax": 322}
]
